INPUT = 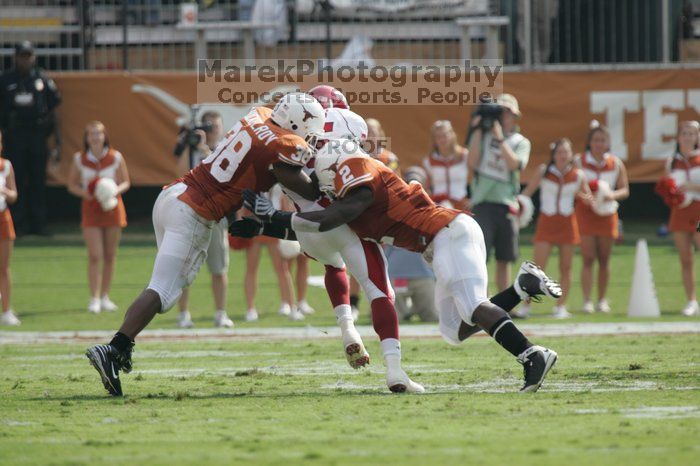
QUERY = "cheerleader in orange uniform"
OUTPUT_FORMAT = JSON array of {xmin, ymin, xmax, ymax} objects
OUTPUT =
[
  {"xmin": 422, "ymin": 120, "xmax": 470, "ymax": 211},
  {"xmin": 575, "ymin": 122, "xmax": 629, "ymax": 314},
  {"xmin": 0, "ymin": 130, "xmax": 19, "ymax": 326},
  {"xmin": 67, "ymin": 121, "xmax": 130, "ymax": 314},
  {"xmin": 521, "ymin": 139, "xmax": 590, "ymax": 318},
  {"xmin": 665, "ymin": 121, "xmax": 700, "ymax": 316}
]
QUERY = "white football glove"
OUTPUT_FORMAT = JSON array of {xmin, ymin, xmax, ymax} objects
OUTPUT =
[{"xmin": 242, "ymin": 189, "xmax": 277, "ymax": 222}]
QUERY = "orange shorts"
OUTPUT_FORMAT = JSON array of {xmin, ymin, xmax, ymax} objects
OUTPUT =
[
  {"xmin": 669, "ymin": 200, "xmax": 700, "ymax": 233},
  {"xmin": 575, "ymin": 203, "xmax": 618, "ymax": 239},
  {"xmin": 534, "ymin": 213, "xmax": 580, "ymax": 245},
  {"xmin": 0, "ymin": 209, "xmax": 16, "ymax": 241},
  {"xmin": 81, "ymin": 197, "xmax": 127, "ymax": 229}
]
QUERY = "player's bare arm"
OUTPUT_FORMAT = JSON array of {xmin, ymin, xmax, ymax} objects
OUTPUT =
[
  {"xmin": 243, "ymin": 186, "xmax": 373, "ymax": 233},
  {"xmin": 271, "ymin": 162, "xmax": 320, "ymax": 201}
]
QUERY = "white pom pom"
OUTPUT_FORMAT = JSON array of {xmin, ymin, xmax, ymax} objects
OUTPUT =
[
  {"xmin": 94, "ymin": 178, "xmax": 118, "ymax": 212},
  {"xmin": 517, "ymin": 194, "xmax": 534, "ymax": 229},
  {"xmin": 589, "ymin": 119, "xmax": 600, "ymax": 129}
]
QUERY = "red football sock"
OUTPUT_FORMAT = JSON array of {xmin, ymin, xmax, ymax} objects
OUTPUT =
[
  {"xmin": 324, "ymin": 265, "xmax": 350, "ymax": 308},
  {"xmin": 370, "ymin": 297, "xmax": 399, "ymax": 341}
]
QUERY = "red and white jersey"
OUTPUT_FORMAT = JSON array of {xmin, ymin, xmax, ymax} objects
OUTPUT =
[
  {"xmin": 539, "ymin": 164, "xmax": 584, "ymax": 216},
  {"xmin": 178, "ymin": 106, "xmax": 312, "ymax": 221},
  {"xmin": 0, "ymin": 158, "xmax": 12, "ymax": 212},
  {"xmin": 333, "ymin": 155, "xmax": 460, "ymax": 253},
  {"xmin": 578, "ymin": 151, "xmax": 621, "ymax": 189},
  {"xmin": 73, "ymin": 148, "xmax": 123, "ymax": 190},
  {"xmin": 666, "ymin": 151, "xmax": 700, "ymax": 202},
  {"xmin": 422, "ymin": 148, "xmax": 468, "ymax": 206},
  {"xmin": 283, "ymin": 108, "xmax": 368, "ymax": 213}
]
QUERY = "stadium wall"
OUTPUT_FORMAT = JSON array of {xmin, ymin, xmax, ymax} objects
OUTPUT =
[{"xmin": 41, "ymin": 68, "xmax": 698, "ymax": 221}]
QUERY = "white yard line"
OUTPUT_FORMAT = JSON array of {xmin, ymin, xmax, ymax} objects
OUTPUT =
[{"xmin": 1, "ymin": 322, "xmax": 699, "ymax": 345}]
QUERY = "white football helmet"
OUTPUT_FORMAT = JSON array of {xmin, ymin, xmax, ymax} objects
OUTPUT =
[
  {"xmin": 314, "ymin": 138, "xmax": 368, "ymax": 196},
  {"xmin": 271, "ymin": 92, "xmax": 325, "ymax": 146}
]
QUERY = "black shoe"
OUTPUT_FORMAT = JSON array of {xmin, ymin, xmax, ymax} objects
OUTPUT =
[
  {"xmin": 514, "ymin": 261, "xmax": 562, "ymax": 302},
  {"xmin": 517, "ymin": 345, "xmax": 558, "ymax": 392},
  {"xmin": 85, "ymin": 344, "xmax": 132, "ymax": 396}
]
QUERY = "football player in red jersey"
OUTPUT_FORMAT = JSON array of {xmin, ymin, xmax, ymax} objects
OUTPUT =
[
  {"xmin": 85, "ymin": 93, "xmax": 326, "ymax": 396},
  {"xmin": 242, "ymin": 141, "xmax": 562, "ymax": 393}
]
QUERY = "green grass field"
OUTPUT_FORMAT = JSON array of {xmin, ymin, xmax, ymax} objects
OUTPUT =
[{"xmin": 1, "ymin": 225, "xmax": 698, "ymax": 465}]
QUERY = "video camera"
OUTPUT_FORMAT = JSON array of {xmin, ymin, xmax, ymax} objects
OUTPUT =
[
  {"xmin": 465, "ymin": 96, "xmax": 503, "ymax": 145},
  {"xmin": 173, "ymin": 120, "xmax": 214, "ymax": 158}
]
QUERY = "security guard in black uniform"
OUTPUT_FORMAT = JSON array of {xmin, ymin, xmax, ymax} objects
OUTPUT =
[{"xmin": 0, "ymin": 41, "xmax": 62, "ymax": 236}]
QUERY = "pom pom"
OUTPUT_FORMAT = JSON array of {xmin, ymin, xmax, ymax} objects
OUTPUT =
[
  {"xmin": 589, "ymin": 119, "xmax": 600, "ymax": 129},
  {"xmin": 588, "ymin": 179, "xmax": 599, "ymax": 193},
  {"xmin": 655, "ymin": 176, "xmax": 690, "ymax": 208}
]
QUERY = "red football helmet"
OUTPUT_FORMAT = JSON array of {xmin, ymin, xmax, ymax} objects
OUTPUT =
[{"xmin": 308, "ymin": 85, "xmax": 349, "ymax": 110}]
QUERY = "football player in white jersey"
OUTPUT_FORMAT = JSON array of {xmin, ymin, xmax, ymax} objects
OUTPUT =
[{"xmin": 233, "ymin": 86, "xmax": 426, "ymax": 393}]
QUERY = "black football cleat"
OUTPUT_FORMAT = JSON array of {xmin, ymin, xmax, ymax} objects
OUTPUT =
[
  {"xmin": 514, "ymin": 261, "xmax": 562, "ymax": 302},
  {"xmin": 86, "ymin": 344, "xmax": 132, "ymax": 396},
  {"xmin": 517, "ymin": 345, "xmax": 558, "ymax": 393}
]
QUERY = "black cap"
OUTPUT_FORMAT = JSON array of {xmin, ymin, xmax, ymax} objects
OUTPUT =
[{"xmin": 15, "ymin": 41, "xmax": 34, "ymax": 56}]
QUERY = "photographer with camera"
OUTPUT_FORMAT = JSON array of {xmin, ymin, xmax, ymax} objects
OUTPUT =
[
  {"xmin": 173, "ymin": 110, "xmax": 235, "ymax": 329},
  {"xmin": 467, "ymin": 94, "xmax": 531, "ymax": 292}
]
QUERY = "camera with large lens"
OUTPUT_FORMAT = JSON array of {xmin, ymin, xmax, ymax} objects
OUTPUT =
[
  {"xmin": 475, "ymin": 99, "xmax": 503, "ymax": 131},
  {"xmin": 174, "ymin": 120, "xmax": 214, "ymax": 157}
]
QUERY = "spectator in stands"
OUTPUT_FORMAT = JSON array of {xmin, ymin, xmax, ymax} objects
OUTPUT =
[
  {"xmin": 67, "ymin": 121, "xmax": 130, "ymax": 314},
  {"xmin": 517, "ymin": 138, "xmax": 591, "ymax": 319},
  {"xmin": 0, "ymin": 130, "xmax": 19, "ymax": 326},
  {"xmin": 422, "ymin": 120, "xmax": 469, "ymax": 211},
  {"xmin": 0, "ymin": 41, "xmax": 62, "ymax": 236},
  {"xmin": 175, "ymin": 111, "xmax": 234, "ymax": 329},
  {"xmin": 468, "ymin": 93, "xmax": 531, "ymax": 292},
  {"xmin": 665, "ymin": 121, "xmax": 700, "ymax": 316},
  {"xmin": 243, "ymin": 185, "xmax": 304, "ymax": 322},
  {"xmin": 386, "ymin": 166, "xmax": 437, "ymax": 322},
  {"xmin": 575, "ymin": 122, "xmax": 629, "ymax": 314}
]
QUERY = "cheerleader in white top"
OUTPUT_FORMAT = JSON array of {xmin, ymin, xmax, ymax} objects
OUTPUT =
[
  {"xmin": 67, "ymin": 121, "xmax": 131, "ymax": 315},
  {"xmin": 422, "ymin": 120, "xmax": 470, "ymax": 211},
  {"xmin": 663, "ymin": 121, "xmax": 700, "ymax": 316},
  {"xmin": 519, "ymin": 139, "xmax": 591, "ymax": 319},
  {"xmin": 575, "ymin": 122, "xmax": 629, "ymax": 314},
  {"xmin": 0, "ymin": 130, "xmax": 19, "ymax": 326}
]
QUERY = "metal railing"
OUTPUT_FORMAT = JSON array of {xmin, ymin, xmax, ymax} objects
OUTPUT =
[{"xmin": 0, "ymin": 0, "xmax": 697, "ymax": 72}]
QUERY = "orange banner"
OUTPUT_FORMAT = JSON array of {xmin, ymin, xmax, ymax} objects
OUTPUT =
[{"xmin": 49, "ymin": 68, "xmax": 700, "ymax": 186}]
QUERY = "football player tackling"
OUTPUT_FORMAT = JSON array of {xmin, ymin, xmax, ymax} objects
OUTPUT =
[
  {"xmin": 242, "ymin": 140, "xmax": 561, "ymax": 392},
  {"xmin": 86, "ymin": 93, "xmax": 325, "ymax": 396}
]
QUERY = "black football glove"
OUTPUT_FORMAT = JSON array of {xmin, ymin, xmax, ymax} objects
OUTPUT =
[
  {"xmin": 242, "ymin": 189, "xmax": 277, "ymax": 222},
  {"xmin": 228, "ymin": 217, "xmax": 264, "ymax": 238}
]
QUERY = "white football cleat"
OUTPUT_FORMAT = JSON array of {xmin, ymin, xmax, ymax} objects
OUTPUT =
[
  {"xmin": 514, "ymin": 261, "xmax": 562, "ymax": 301},
  {"xmin": 596, "ymin": 299, "xmax": 611, "ymax": 314},
  {"xmin": 278, "ymin": 303, "xmax": 292, "ymax": 316},
  {"xmin": 87, "ymin": 297, "xmax": 101, "ymax": 314},
  {"xmin": 177, "ymin": 310, "xmax": 194, "ymax": 328},
  {"xmin": 100, "ymin": 296, "xmax": 118, "ymax": 312},
  {"xmin": 297, "ymin": 299, "xmax": 315, "ymax": 315},
  {"xmin": 681, "ymin": 300, "xmax": 699, "ymax": 317},
  {"xmin": 288, "ymin": 306, "xmax": 305, "ymax": 321},
  {"xmin": 511, "ymin": 300, "xmax": 531, "ymax": 319},
  {"xmin": 581, "ymin": 301, "xmax": 594, "ymax": 314},
  {"xmin": 341, "ymin": 327, "xmax": 370, "ymax": 369},
  {"xmin": 214, "ymin": 311, "xmax": 234, "ymax": 328},
  {"xmin": 245, "ymin": 308, "xmax": 259, "ymax": 322},
  {"xmin": 1, "ymin": 310, "xmax": 21, "ymax": 326},
  {"xmin": 386, "ymin": 367, "xmax": 425, "ymax": 394},
  {"xmin": 551, "ymin": 305, "xmax": 572, "ymax": 319}
]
